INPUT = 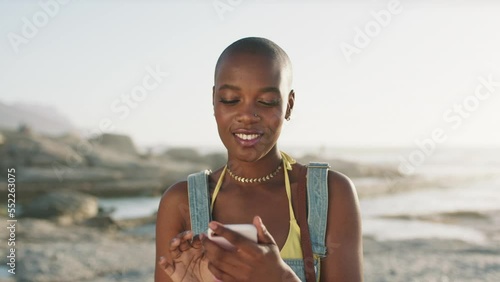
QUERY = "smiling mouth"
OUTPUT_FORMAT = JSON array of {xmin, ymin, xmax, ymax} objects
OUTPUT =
[
  {"xmin": 233, "ymin": 132, "xmax": 263, "ymax": 147},
  {"xmin": 234, "ymin": 133, "xmax": 261, "ymax": 140}
]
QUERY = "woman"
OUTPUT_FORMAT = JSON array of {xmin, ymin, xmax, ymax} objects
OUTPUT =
[{"xmin": 155, "ymin": 37, "xmax": 363, "ymax": 282}]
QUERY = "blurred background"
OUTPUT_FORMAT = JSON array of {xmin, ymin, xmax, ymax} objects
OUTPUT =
[{"xmin": 1, "ymin": 0, "xmax": 499, "ymax": 281}]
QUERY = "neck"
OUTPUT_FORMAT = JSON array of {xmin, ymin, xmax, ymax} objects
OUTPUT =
[{"xmin": 226, "ymin": 147, "xmax": 282, "ymax": 180}]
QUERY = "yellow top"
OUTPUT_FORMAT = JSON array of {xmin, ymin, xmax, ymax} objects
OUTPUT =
[{"xmin": 210, "ymin": 151, "xmax": 303, "ymax": 259}]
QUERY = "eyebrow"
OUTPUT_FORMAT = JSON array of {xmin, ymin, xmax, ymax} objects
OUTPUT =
[
  {"xmin": 218, "ymin": 84, "xmax": 241, "ymax": 92},
  {"xmin": 258, "ymin": 86, "xmax": 281, "ymax": 96},
  {"xmin": 217, "ymin": 84, "xmax": 281, "ymax": 95}
]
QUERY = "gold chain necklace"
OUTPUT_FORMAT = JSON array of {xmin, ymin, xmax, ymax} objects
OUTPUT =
[{"xmin": 227, "ymin": 164, "xmax": 282, "ymax": 183}]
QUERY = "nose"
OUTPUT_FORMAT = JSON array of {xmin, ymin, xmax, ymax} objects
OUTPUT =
[{"xmin": 236, "ymin": 104, "xmax": 260, "ymax": 123}]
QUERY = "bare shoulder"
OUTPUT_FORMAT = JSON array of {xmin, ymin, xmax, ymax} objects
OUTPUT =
[
  {"xmin": 327, "ymin": 170, "xmax": 358, "ymax": 206},
  {"xmin": 325, "ymin": 169, "xmax": 361, "ymax": 239},
  {"xmin": 157, "ymin": 180, "xmax": 190, "ymax": 231},
  {"xmin": 161, "ymin": 180, "xmax": 189, "ymax": 204},
  {"xmin": 326, "ymin": 169, "xmax": 361, "ymax": 231},
  {"xmin": 320, "ymin": 170, "xmax": 363, "ymax": 281}
]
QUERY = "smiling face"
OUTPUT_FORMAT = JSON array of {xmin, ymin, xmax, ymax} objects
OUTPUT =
[{"xmin": 213, "ymin": 51, "xmax": 294, "ymax": 163}]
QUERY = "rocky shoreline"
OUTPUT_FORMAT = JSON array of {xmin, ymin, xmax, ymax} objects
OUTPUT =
[{"xmin": 0, "ymin": 129, "xmax": 410, "ymax": 203}]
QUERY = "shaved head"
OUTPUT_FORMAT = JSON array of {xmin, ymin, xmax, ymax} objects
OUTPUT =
[{"xmin": 214, "ymin": 37, "xmax": 293, "ymax": 89}]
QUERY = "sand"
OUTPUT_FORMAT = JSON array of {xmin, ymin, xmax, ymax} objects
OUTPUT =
[{"xmin": 1, "ymin": 214, "xmax": 499, "ymax": 282}]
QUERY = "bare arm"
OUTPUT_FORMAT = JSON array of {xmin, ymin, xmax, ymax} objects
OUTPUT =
[
  {"xmin": 320, "ymin": 170, "xmax": 363, "ymax": 282},
  {"xmin": 155, "ymin": 181, "xmax": 190, "ymax": 282}
]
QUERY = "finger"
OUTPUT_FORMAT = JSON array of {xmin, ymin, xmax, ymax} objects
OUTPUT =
[
  {"xmin": 208, "ymin": 262, "xmax": 226, "ymax": 282},
  {"xmin": 158, "ymin": 256, "xmax": 175, "ymax": 276},
  {"xmin": 253, "ymin": 216, "xmax": 277, "ymax": 245},
  {"xmin": 208, "ymin": 221, "xmax": 260, "ymax": 254},
  {"xmin": 169, "ymin": 231, "xmax": 190, "ymax": 259},
  {"xmin": 169, "ymin": 230, "xmax": 193, "ymax": 257},
  {"xmin": 178, "ymin": 230, "xmax": 194, "ymax": 252},
  {"xmin": 158, "ymin": 256, "xmax": 168, "ymax": 269},
  {"xmin": 208, "ymin": 259, "xmax": 249, "ymax": 282},
  {"xmin": 169, "ymin": 237, "xmax": 181, "ymax": 252},
  {"xmin": 168, "ymin": 237, "xmax": 183, "ymax": 259},
  {"xmin": 203, "ymin": 233, "xmax": 253, "ymax": 280},
  {"xmin": 169, "ymin": 230, "xmax": 190, "ymax": 251},
  {"xmin": 202, "ymin": 233, "xmax": 240, "ymax": 270},
  {"xmin": 191, "ymin": 234, "xmax": 203, "ymax": 249}
]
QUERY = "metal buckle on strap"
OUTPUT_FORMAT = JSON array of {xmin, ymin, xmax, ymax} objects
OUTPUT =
[{"xmin": 307, "ymin": 164, "xmax": 331, "ymax": 169}]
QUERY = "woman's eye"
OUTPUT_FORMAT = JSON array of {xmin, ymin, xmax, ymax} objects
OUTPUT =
[
  {"xmin": 219, "ymin": 99, "xmax": 239, "ymax": 104},
  {"xmin": 259, "ymin": 100, "xmax": 279, "ymax": 106}
]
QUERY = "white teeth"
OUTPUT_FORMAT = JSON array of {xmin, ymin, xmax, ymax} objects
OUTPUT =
[{"xmin": 235, "ymin": 133, "xmax": 260, "ymax": 140}]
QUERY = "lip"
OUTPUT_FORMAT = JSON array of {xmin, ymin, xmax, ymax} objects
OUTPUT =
[
  {"xmin": 232, "ymin": 128, "xmax": 264, "ymax": 134},
  {"xmin": 232, "ymin": 129, "xmax": 263, "ymax": 147}
]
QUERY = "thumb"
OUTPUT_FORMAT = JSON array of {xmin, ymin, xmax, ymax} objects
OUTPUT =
[{"xmin": 254, "ymin": 216, "xmax": 277, "ymax": 245}]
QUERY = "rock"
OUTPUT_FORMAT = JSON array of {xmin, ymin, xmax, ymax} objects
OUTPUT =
[
  {"xmin": 22, "ymin": 191, "xmax": 98, "ymax": 223},
  {"xmin": 0, "ymin": 130, "xmax": 85, "ymax": 168},
  {"xmin": 91, "ymin": 133, "xmax": 139, "ymax": 156},
  {"xmin": 83, "ymin": 144, "xmax": 141, "ymax": 168},
  {"xmin": 84, "ymin": 215, "xmax": 120, "ymax": 230},
  {"xmin": 93, "ymin": 179, "xmax": 164, "ymax": 196},
  {"xmin": 163, "ymin": 147, "xmax": 201, "ymax": 162}
]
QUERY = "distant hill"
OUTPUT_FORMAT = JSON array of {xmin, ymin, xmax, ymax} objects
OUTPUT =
[{"xmin": 0, "ymin": 101, "xmax": 75, "ymax": 135}]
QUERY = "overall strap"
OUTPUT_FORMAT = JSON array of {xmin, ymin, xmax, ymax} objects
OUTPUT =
[
  {"xmin": 296, "ymin": 165, "xmax": 316, "ymax": 282},
  {"xmin": 307, "ymin": 163, "xmax": 330, "ymax": 257},
  {"xmin": 187, "ymin": 170, "xmax": 211, "ymax": 235}
]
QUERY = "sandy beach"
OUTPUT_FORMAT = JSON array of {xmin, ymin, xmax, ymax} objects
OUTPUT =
[
  {"xmin": 1, "ymin": 213, "xmax": 499, "ymax": 282},
  {"xmin": 2, "ymin": 182, "xmax": 500, "ymax": 281}
]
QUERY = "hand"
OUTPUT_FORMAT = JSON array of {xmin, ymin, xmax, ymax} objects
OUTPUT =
[
  {"xmin": 158, "ymin": 231, "xmax": 213, "ymax": 282},
  {"xmin": 202, "ymin": 216, "xmax": 301, "ymax": 282}
]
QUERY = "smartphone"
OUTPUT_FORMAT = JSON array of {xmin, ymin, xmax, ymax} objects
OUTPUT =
[{"xmin": 207, "ymin": 224, "xmax": 257, "ymax": 251}]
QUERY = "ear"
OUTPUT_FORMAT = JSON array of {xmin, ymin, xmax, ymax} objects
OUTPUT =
[{"xmin": 285, "ymin": 90, "xmax": 295, "ymax": 120}]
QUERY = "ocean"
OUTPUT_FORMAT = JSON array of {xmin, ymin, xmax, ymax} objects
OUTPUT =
[{"xmin": 99, "ymin": 147, "xmax": 500, "ymax": 244}]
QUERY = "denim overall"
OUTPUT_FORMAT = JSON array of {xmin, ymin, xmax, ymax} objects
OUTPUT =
[{"xmin": 187, "ymin": 163, "xmax": 329, "ymax": 282}]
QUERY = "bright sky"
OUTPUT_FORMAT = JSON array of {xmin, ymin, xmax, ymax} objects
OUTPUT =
[{"xmin": 1, "ymin": 0, "xmax": 500, "ymax": 149}]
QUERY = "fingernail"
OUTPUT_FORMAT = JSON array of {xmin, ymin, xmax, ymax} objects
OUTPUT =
[
  {"xmin": 209, "ymin": 222, "xmax": 217, "ymax": 230},
  {"xmin": 257, "ymin": 216, "xmax": 264, "ymax": 226},
  {"xmin": 159, "ymin": 256, "xmax": 165, "ymax": 263}
]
